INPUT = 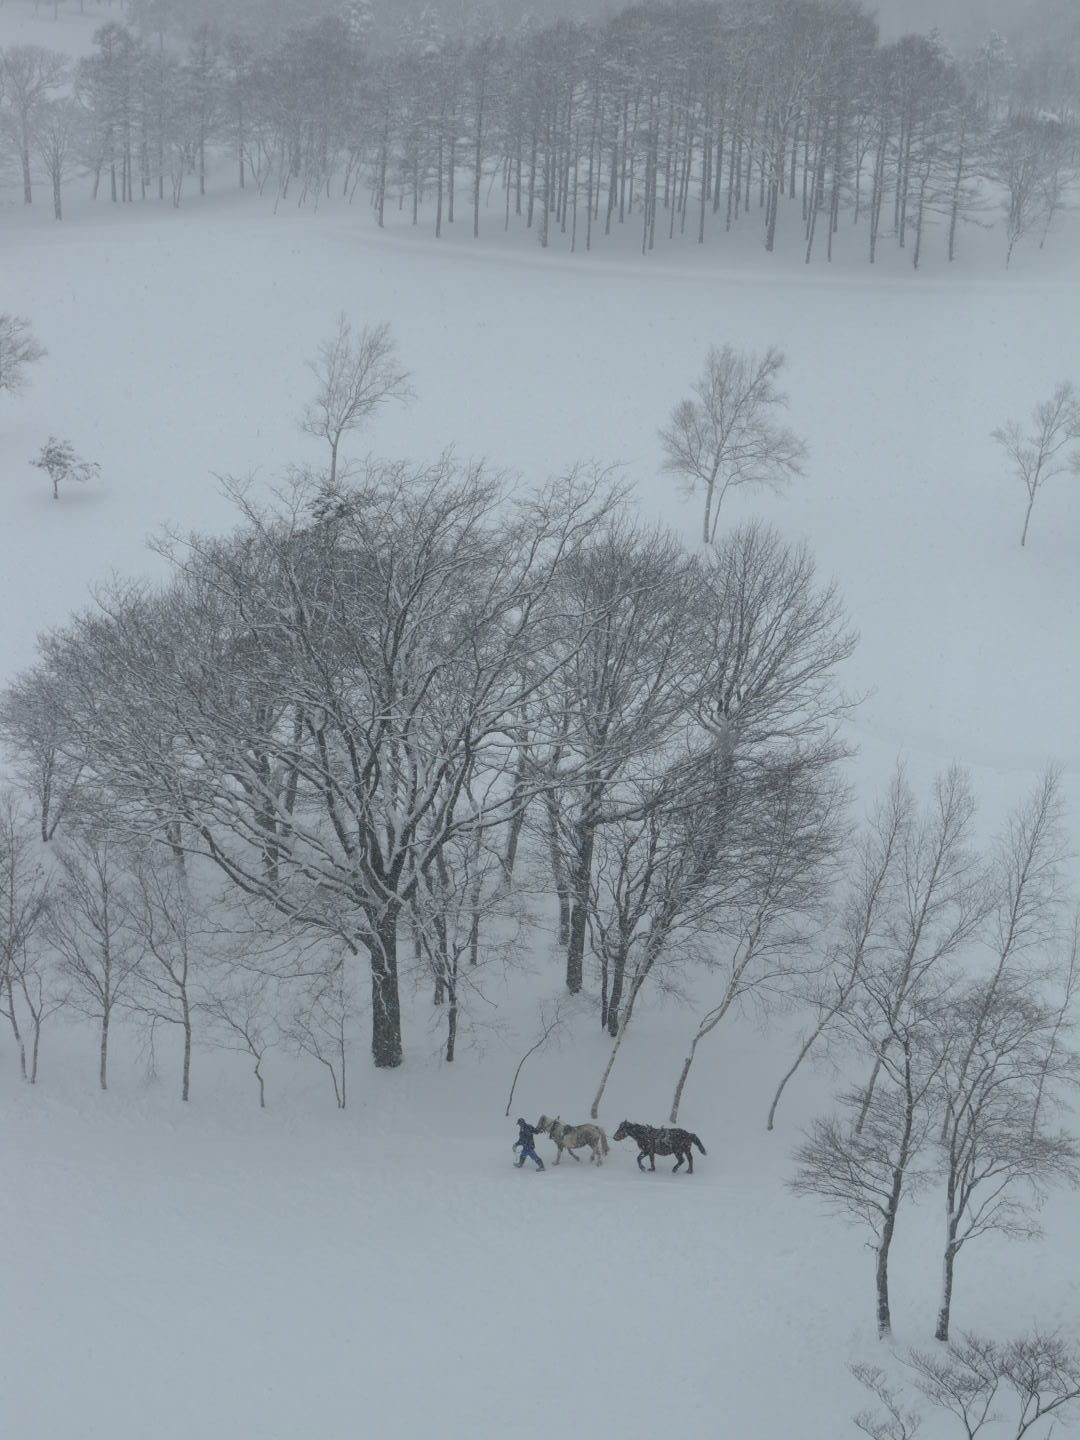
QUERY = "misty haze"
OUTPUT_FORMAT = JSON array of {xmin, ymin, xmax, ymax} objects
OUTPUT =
[{"xmin": 2, "ymin": 0, "xmax": 1078, "ymax": 1437}]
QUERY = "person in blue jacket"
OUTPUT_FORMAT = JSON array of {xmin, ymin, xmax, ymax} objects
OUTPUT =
[{"xmin": 513, "ymin": 1117, "xmax": 545, "ymax": 1169}]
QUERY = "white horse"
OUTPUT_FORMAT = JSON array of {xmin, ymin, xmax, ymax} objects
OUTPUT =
[{"xmin": 536, "ymin": 1114, "xmax": 610, "ymax": 1165}]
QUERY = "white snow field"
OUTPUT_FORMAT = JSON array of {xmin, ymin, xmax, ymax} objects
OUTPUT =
[{"xmin": 3, "ymin": 16, "xmax": 1080, "ymax": 1436}]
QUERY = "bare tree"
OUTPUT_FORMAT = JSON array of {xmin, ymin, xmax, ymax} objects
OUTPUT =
[
  {"xmin": 11, "ymin": 944, "xmax": 68, "ymax": 1085},
  {"xmin": 852, "ymin": 765, "xmax": 985, "ymax": 1135},
  {"xmin": 504, "ymin": 1000, "xmax": 564, "ymax": 1116},
  {"xmin": 932, "ymin": 976, "xmax": 1079, "ymax": 1343},
  {"xmin": 768, "ymin": 774, "xmax": 909, "ymax": 1131},
  {"xmin": 533, "ymin": 513, "xmax": 700, "ymax": 997},
  {"xmin": 849, "ymin": 1364, "xmax": 923, "ymax": 1440},
  {"xmin": 0, "ymin": 791, "xmax": 52, "ymax": 1079},
  {"xmin": 1000, "ymin": 1330, "xmax": 1080, "ymax": 1436},
  {"xmin": 46, "ymin": 463, "xmax": 615, "ymax": 1071},
  {"xmin": 903, "ymin": 1334, "xmax": 1002, "ymax": 1439},
  {"xmin": 0, "ymin": 666, "xmax": 86, "ymax": 843},
  {"xmin": 792, "ymin": 1015, "xmax": 942, "ymax": 1339},
  {"xmin": 126, "ymin": 847, "xmax": 209, "ymax": 1102},
  {"xmin": 0, "ymin": 44, "xmax": 68, "ymax": 204},
  {"xmin": 858, "ymin": 1332, "xmax": 1080, "ymax": 1440},
  {"xmin": 588, "ymin": 759, "xmax": 749, "ymax": 1117},
  {"xmin": 796, "ymin": 817, "xmax": 963, "ymax": 1342},
  {"xmin": 284, "ymin": 962, "xmax": 356, "ymax": 1108},
  {"xmin": 991, "ymin": 382, "xmax": 1080, "ymax": 548},
  {"xmin": 659, "ymin": 346, "xmax": 806, "ymax": 545},
  {"xmin": 300, "ymin": 315, "xmax": 412, "ymax": 488},
  {"xmin": 941, "ymin": 768, "xmax": 1069, "ymax": 1143},
  {"xmin": 412, "ymin": 802, "xmax": 525, "ymax": 1063},
  {"xmin": 1029, "ymin": 912, "xmax": 1079, "ymax": 1141},
  {"xmin": 590, "ymin": 520, "xmax": 856, "ymax": 1111},
  {"xmin": 668, "ymin": 758, "xmax": 845, "ymax": 1122},
  {"xmin": 0, "ymin": 314, "xmax": 46, "ymax": 396},
  {"xmin": 991, "ymin": 117, "xmax": 1074, "ymax": 268},
  {"xmin": 199, "ymin": 971, "xmax": 276, "ymax": 1108},
  {"xmin": 47, "ymin": 829, "xmax": 141, "ymax": 1091},
  {"xmin": 33, "ymin": 97, "xmax": 82, "ymax": 221}
]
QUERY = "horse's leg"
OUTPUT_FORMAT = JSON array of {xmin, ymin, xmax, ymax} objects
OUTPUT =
[
  {"xmin": 673, "ymin": 1151, "xmax": 684, "ymax": 1173},
  {"xmin": 636, "ymin": 1152, "xmax": 647, "ymax": 1171},
  {"xmin": 568, "ymin": 1146, "xmax": 581, "ymax": 1162},
  {"xmin": 686, "ymin": 1149, "xmax": 693, "ymax": 1175},
  {"xmin": 648, "ymin": 1150, "xmax": 656, "ymax": 1171}
]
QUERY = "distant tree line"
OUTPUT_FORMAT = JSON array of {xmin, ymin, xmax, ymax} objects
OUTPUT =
[{"xmin": 2, "ymin": 0, "xmax": 1078, "ymax": 261}]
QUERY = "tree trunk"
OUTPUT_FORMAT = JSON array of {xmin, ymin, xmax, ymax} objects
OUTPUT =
[
  {"xmin": 935, "ymin": 1221, "xmax": 960, "ymax": 1342},
  {"xmin": 591, "ymin": 960, "xmax": 653, "ymax": 1118},
  {"xmin": 181, "ymin": 996, "xmax": 192, "ymax": 1101},
  {"xmin": 99, "ymin": 1008, "xmax": 110, "ymax": 1090},
  {"xmin": 5, "ymin": 978, "xmax": 28, "ymax": 1079},
  {"xmin": 566, "ymin": 790, "xmax": 601, "ymax": 993},
  {"xmin": 445, "ymin": 969, "xmax": 458, "ymax": 1062},
  {"xmin": 501, "ymin": 790, "xmax": 527, "ymax": 882},
  {"xmin": 606, "ymin": 944, "xmax": 628, "ymax": 1037},
  {"xmin": 368, "ymin": 905, "xmax": 402, "ymax": 1068},
  {"xmin": 669, "ymin": 1039, "xmax": 697, "ymax": 1123},
  {"xmin": 875, "ymin": 1207, "xmax": 896, "ymax": 1339},
  {"xmin": 768, "ymin": 1020, "xmax": 828, "ymax": 1131},
  {"xmin": 1020, "ymin": 492, "xmax": 1036, "ymax": 547},
  {"xmin": 20, "ymin": 126, "xmax": 33, "ymax": 204},
  {"xmin": 473, "ymin": 91, "xmax": 484, "ymax": 239}
]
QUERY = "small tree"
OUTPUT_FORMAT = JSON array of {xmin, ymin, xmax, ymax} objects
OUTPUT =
[
  {"xmin": 300, "ymin": 315, "xmax": 412, "ymax": 488},
  {"xmin": 283, "ymin": 963, "xmax": 357, "ymax": 1108},
  {"xmin": 31, "ymin": 438, "xmax": 100, "ymax": 500},
  {"xmin": 660, "ymin": 345, "xmax": 806, "ymax": 545},
  {"xmin": 991, "ymin": 383, "xmax": 1080, "ymax": 547},
  {"xmin": 0, "ymin": 315, "xmax": 46, "ymax": 396},
  {"xmin": 200, "ymin": 973, "xmax": 277, "ymax": 1109}
]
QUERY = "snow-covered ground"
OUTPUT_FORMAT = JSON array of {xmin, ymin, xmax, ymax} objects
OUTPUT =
[{"xmin": 3, "ymin": 29, "xmax": 1080, "ymax": 1434}]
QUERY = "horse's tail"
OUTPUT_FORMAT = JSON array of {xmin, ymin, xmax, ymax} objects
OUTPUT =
[
  {"xmin": 599, "ymin": 1127, "xmax": 609, "ymax": 1156},
  {"xmin": 689, "ymin": 1133, "xmax": 706, "ymax": 1155}
]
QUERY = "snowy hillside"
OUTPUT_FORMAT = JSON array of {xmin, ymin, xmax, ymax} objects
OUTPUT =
[{"xmin": 3, "ymin": 4, "xmax": 1080, "ymax": 1438}]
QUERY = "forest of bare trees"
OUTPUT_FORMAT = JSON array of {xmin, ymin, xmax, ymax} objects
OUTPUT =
[{"xmin": 2, "ymin": 0, "xmax": 1078, "ymax": 265}]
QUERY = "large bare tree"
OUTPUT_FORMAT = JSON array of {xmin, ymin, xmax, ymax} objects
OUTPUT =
[{"xmin": 26, "ymin": 464, "xmax": 615, "ymax": 1069}]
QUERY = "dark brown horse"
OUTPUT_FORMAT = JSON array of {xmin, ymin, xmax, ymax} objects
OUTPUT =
[{"xmin": 613, "ymin": 1120, "xmax": 707, "ymax": 1174}]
